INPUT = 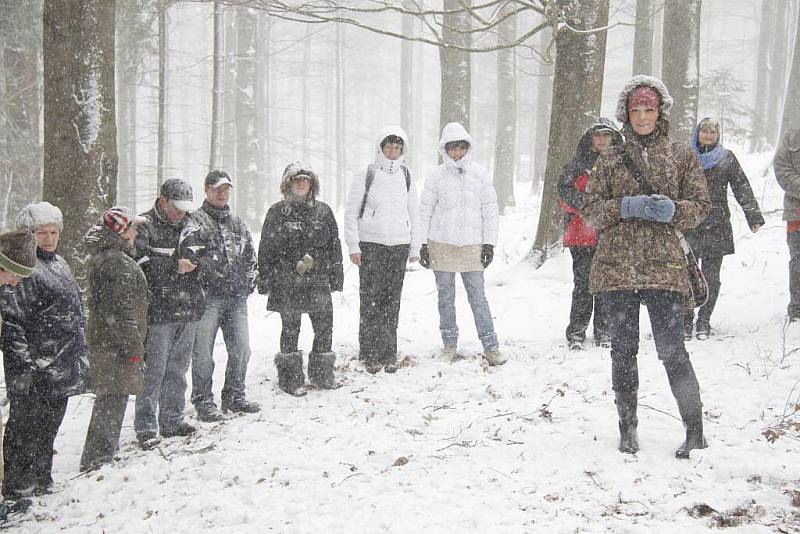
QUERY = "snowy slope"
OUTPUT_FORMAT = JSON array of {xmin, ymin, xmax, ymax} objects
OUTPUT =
[{"xmin": 6, "ymin": 151, "xmax": 800, "ymax": 533}]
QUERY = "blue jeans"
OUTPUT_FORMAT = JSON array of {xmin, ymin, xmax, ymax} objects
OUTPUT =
[
  {"xmin": 191, "ymin": 296, "xmax": 252, "ymax": 409},
  {"xmin": 434, "ymin": 270, "xmax": 498, "ymax": 351},
  {"xmin": 134, "ymin": 321, "xmax": 196, "ymax": 436}
]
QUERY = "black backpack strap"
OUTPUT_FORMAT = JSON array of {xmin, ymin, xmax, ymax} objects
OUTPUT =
[
  {"xmin": 358, "ymin": 164, "xmax": 377, "ymax": 219},
  {"xmin": 619, "ymin": 152, "xmax": 655, "ymax": 196},
  {"xmin": 402, "ymin": 166, "xmax": 411, "ymax": 191}
]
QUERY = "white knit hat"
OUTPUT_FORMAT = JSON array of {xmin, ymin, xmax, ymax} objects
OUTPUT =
[{"xmin": 15, "ymin": 201, "xmax": 64, "ymax": 232}]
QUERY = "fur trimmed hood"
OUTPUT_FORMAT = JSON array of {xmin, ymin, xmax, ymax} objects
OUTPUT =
[
  {"xmin": 280, "ymin": 161, "xmax": 320, "ymax": 200},
  {"xmin": 615, "ymin": 75, "xmax": 674, "ymax": 123}
]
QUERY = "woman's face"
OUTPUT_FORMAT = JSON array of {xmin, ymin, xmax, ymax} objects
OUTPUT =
[
  {"xmin": 291, "ymin": 176, "xmax": 311, "ymax": 197},
  {"xmin": 698, "ymin": 127, "xmax": 719, "ymax": 146},
  {"xmin": 382, "ymin": 143, "xmax": 403, "ymax": 161},
  {"xmin": 35, "ymin": 224, "xmax": 60, "ymax": 253},
  {"xmin": 628, "ymin": 105, "xmax": 658, "ymax": 136},
  {"xmin": 446, "ymin": 142, "xmax": 469, "ymax": 161}
]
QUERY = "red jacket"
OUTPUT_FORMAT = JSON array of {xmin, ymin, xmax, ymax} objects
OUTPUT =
[{"xmin": 560, "ymin": 172, "xmax": 598, "ymax": 247}]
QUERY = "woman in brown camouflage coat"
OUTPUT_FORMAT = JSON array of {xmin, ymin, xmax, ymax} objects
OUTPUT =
[{"xmin": 582, "ymin": 75, "xmax": 711, "ymax": 459}]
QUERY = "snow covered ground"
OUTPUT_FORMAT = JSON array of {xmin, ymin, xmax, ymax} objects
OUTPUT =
[{"xmin": 6, "ymin": 150, "xmax": 800, "ymax": 533}]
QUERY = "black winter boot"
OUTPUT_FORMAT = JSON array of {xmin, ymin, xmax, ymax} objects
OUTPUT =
[
  {"xmin": 664, "ymin": 359, "xmax": 708, "ymax": 459},
  {"xmin": 308, "ymin": 351, "xmax": 341, "ymax": 390},
  {"xmin": 274, "ymin": 352, "xmax": 307, "ymax": 397},
  {"xmin": 614, "ymin": 390, "xmax": 639, "ymax": 454}
]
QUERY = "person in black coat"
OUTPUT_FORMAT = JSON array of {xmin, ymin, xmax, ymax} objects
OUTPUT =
[
  {"xmin": 557, "ymin": 117, "xmax": 623, "ymax": 350},
  {"xmin": 684, "ymin": 118, "xmax": 764, "ymax": 339},
  {"xmin": 1, "ymin": 202, "xmax": 90, "ymax": 499},
  {"xmin": 257, "ymin": 162, "xmax": 344, "ymax": 396}
]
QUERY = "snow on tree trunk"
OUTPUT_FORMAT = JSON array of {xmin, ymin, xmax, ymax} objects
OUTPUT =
[
  {"xmin": 632, "ymin": 0, "xmax": 654, "ymax": 76},
  {"xmin": 781, "ymin": 4, "xmax": 800, "ymax": 137},
  {"xmin": 533, "ymin": 25, "xmax": 553, "ymax": 191},
  {"xmin": 256, "ymin": 11, "xmax": 272, "ymax": 208},
  {"xmin": 156, "ymin": 5, "xmax": 168, "ymax": 188},
  {"xmin": 439, "ymin": 0, "xmax": 471, "ymax": 134},
  {"xmin": 401, "ymin": 0, "xmax": 414, "ymax": 167},
  {"xmin": 335, "ymin": 22, "xmax": 347, "ymax": 209},
  {"xmin": 494, "ymin": 3, "xmax": 516, "ymax": 213},
  {"xmin": 234, "ymin": 6, "xmax": 261, "ymax": 230},
  {"xmin": 1, "ymin": 0, "xmax": 42, "ymax": 226},
  {"xmin": 767, "ymin": 2, "xmax": 793, "ymax": 146},
  {"xmin": 209, "ymin": 1, "xmax": 224, "ymax": 171},
  {"xmin": 529, "ymin": 0, "xmax": 609, "ymax": 265},
  {"xmin": 661, "ymin": 0, "xmax": 701, "ymax": 144},
  {"xmin": 751, "ymin": 0, "xmax": 775, "ymax": 152},
  {"xmin": 42, "ymin": 0, "xmax": 117, "ymax": 281}
]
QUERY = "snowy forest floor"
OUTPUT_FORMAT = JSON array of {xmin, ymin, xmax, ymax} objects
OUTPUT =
[{"xmin": 5, "ymin": 151, "xmax": 800, "ymax": 533}]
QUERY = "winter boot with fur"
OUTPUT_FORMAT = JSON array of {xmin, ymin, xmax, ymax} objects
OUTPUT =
[
  {"xmin": 274, "ymin": 352, "xmax": 307, "ymax": 397},
  {"xmin": 614, "ymin": 390, "xmax": 639, "ymax": 454},
  {"xmin": 308, "ymin": 351, "xmax": 341, "ymax": 389},
  {"xmin": 665, "ymin": 359, "xmax": 707, "ymax": 459}
]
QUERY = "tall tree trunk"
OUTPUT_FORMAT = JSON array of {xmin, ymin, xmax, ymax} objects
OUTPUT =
[
  {"xmin": 529, "ymin": 0, "xmax": 609, "ymax": 265},
  {"xmin": 335, "ymin": 22, "xmax": 346, "ymax": 208},
  {"xmin": 234, "ymin": 6, "xmax": 260, "ymax": 229},
  {"xmin": 302, "ymin": 23, "xmax": 312, "ymax": 162},
  {"xmin": 661, "ymin": 0, "xmax": 701, "ymax": 144},
  {"xmin": 767, "ymin": 2, "xmax": 792, "ymax": 146},
  {"xmin": 221, "ymin": 8, "xmax": 237, "ymax": 177},
  {"xmin": 256, "ymin": 11, "xmax": 272, "ymax": 207},
  {"xmin": 156, "ymin": 4, "xmax": 168, "ymax": 187},
  {"xmin": 751, "ymin": 0, "xmax": 775, "ymax": 152},
  {"xmin": 632, "ymin": 0, "xmax": 653, "ymax": 75},
  {"xmin": 533, "ymin": 25, "xmax": 553, "ymax": 191},
  {"xmin": 494, "ymin": 4, "xmax": 516, "ymax": 213},
  {"xmin": 781, "ymin": 5, "xmax": 800, "ymax": 137},
  {"xmin": 209, "ymin": 1, "xmax": 224, "ymax": 171},
  {"xmin": 42, "ymin": 0, "xmax": 117, "ymax": 280},
  {"xmin": 1, "ymin": 0, "xmax": 42, "ymax": 226},
  {"xmin": 401, "ymin": 0, "xmax": 414, "ymax": 165},
  {"xmin": 439, "ymin": 0, "xmax": 471, "ymax": 134}
]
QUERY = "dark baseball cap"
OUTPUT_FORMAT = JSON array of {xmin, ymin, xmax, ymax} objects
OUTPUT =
[
  {"xmin": 205, "ymin": 170, "xmax": 233, "ymax": 188},
  {"xmin": 160, "ymin": 178, "xmax": 194, "ymax": 212}
]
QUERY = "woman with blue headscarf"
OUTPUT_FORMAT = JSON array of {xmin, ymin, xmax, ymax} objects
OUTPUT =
[{"xmin": 683, "ymin": 117, "xmax": 764, "ymax": 340}]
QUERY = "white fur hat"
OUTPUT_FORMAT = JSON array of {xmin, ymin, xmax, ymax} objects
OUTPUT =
[{"xmin": 15, "ymin": 201, "xmax": 64, "ymax": 232}]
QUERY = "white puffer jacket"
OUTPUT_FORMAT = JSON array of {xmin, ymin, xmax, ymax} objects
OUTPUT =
[
  {"xmin": 420, "ymin": 122, "xmax": 499, "ymax": 247},
  {"xmin": 344, "ymin": 126, "xmax": 422, "ymax": 257}
]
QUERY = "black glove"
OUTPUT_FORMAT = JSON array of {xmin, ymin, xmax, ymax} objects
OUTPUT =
[
  {"xmin": 419, "ymin": 244, "xmax": 430, "ymax": 269},
  {"xmin": 480, "ymin": 244, "xmax": 494, "ymax": 268}
]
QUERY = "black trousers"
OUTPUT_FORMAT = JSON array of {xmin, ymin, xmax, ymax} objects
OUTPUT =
[
  {"xmin": 3, "ymin": 396, "xmax": 68, "ymax": 498},
  {"xmin": 358, "ymin": 242, "xmax": 409, "ymax": 364},
  {"xmin": 280, "ymin": 311, "xmax": 333, "ymax": 354},
  {"xmin": 566, "ymin": 247, "xmax": 607, "ymax": 343},
  {"xmin": 80, "ymin": 394, "xmax": 129, "ymax": 471},
  {"xmin": 684, "ymin": 255, "xmax": 724, "ymax": 326},
  {"xmin": 601, "ymin": 290, "xmax": 697, "ymax": 393}
]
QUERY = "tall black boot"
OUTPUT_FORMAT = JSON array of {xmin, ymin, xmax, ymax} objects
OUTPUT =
[
  {"xmin": 274, "ymin": 352, "xmax": 307, "ymax": 397},
  {"xmin": 664, "ymin": 359, "xmax": 708, "ymax": 459},
  {"xmin": 308, "ymin": 351, "xmax": 341, "ymax": 390},
  {"xmin": 615, "ymin": 390, "xmax": 639, "ymax": 454}
]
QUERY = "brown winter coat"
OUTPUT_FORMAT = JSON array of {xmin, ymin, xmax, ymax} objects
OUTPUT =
[
  {"xmin": 85, "ymin": 225, "xmax": 149, "ymax": 396},
  {"xmin": 583, "ymin": 120, "xmax": 711, "ymax": 295},
  {"xmin": 775, "ymin": 128, "xmax": 800, "ymax": 222}
]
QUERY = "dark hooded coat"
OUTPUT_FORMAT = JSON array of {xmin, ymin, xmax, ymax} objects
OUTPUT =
[
  {"xmin": 257, "ymin": 164, "xmax": 344, "ymax": 313},
  {"xmin": 683, "ymin": 124, "xmax": 764, "ymax": 257},
  {"xmin": 558, "ymin": 118, "xmax": 624, "ymax": 247},
  {"xmin": 85, "ymin": 224, "xmax": 148, "ymax": 396},
  {"xmin": 583, "ymin": 76, "xmax": 712, "ymax": 295},
  {"xmin": 0, "ymin": 248, "xmax": 91, "ymax": 399}
]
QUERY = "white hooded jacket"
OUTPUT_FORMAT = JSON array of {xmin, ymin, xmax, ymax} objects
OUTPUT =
[
  {"xmin": 419, "ymin": 122, "xmax": 499, "ymax": 247},
  {"xmin": 344, "ymin": 126, "xmax": 422, "ymax": 257}
]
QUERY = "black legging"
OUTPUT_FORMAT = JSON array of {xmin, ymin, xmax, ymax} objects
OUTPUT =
[
  {"xmin": 685, "ymin": 255, "xmax": 723, "ymax": 326},
  {"xmin": 279, "ymin": 310, "xmax": 333, "ymax": 354}
]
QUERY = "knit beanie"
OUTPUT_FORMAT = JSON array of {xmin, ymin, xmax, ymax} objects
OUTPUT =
[
  {"xmin": 628, "ymin": 86, "xmax": 661, "ymax": 113},
  {"xmin": 15, "ymin": 201, "xmax": 64, "ymax": 232},
  {"xmin": 0, "ymin": 230, "xmax": 37, "ymax": 277}
]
